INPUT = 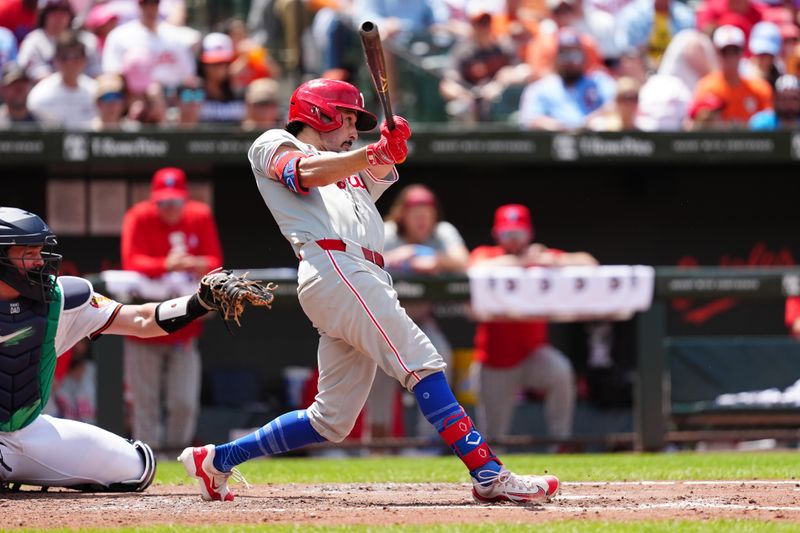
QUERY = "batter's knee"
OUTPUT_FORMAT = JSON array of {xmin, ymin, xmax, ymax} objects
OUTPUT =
[{"xmin": 306, "ymin": 401, "xmax": 358, "ymax": 443}]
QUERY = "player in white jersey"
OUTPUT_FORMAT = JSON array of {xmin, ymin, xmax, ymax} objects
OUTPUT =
[
  {"xmin": 179, "ymin": 79, "xmax": 560, "ymax": 505},
  {"xmin": 0, "ymin": 207, "xmax": 232, "ymax": 492}
]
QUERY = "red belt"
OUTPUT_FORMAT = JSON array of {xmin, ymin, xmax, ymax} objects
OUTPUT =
[{"xmin": 316, "ymin": 239, "xmax": 385, "ymax": 268}]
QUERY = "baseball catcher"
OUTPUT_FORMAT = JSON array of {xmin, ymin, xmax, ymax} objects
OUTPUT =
[{"xmin": 0, "ymin": 206, "xmax": 275, "ymax": 493}]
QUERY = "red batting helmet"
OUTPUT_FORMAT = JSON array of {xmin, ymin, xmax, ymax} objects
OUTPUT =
[{"xmin": 288, "ymin": 79, "xmax": 378, "ymax": 133}]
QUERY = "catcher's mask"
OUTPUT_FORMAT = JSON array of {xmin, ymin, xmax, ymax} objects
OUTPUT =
[
  {"xmin": 0, "ymin": 207, "xmax": 62, "ymax": 303},
  {"xmin": 288, "ymin": 78, "xmax": 378, "ymax": 133}
]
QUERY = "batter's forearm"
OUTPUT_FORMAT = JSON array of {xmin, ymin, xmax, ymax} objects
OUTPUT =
[{"xmin": 298, "ymin": 148, "xmax": 380, "ymax": 188}]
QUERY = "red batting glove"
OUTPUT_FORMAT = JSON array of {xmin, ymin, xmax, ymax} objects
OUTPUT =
[
  {"xmin": 366, "ymin": 136, "xmax": 408, "ymax": 165},
  {"xmin": 380, "ymin": 115, "xmax": 411, "ymax": 141}
]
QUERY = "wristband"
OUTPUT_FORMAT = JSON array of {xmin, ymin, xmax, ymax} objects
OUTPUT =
[{"xmin": 155, "ymin": 293, "xmax": 209, "ymax": 334}]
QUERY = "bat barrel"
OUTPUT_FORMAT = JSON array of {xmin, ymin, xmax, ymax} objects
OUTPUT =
[{"xmin": 360, "ymin": 21, "xmax": 376, "ymax": 34}]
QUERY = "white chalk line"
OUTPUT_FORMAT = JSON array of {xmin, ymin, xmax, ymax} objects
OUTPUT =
[{"xmin": 565, "ymin": 480, "xmax": 799, "ymax": 486}]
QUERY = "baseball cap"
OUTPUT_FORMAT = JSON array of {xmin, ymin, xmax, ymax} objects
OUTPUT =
[
  {"xmin": 749, "ymin": 21, "xmax": 782, "ymax": 56},
  {"xmin": 556, "ymin": 27, "xmax": 583, "ymax": 49},
  {"xmin": 151, "ymin": 167, "xmax": 189, "ymax": 203},
  {"xmin": 95, "ymin": 73, "xmax": 124, "ymax": 99},
  {"xmin": 688, "ymin": 93, "xmax": 725, "ymax": 120},
  {"xmin": 493, "ymin": 204, "xmax": 532, "ymax": 233},
  {"xmin": 775, "ymin": 74, "xmax": 800, "ymax": 92},
  {"xmin": 2, "ymin": 62, "xmax": 29, "ymax": 86},
  {"xmin": 84, "ymin": 3, "xmax": 118, "ymax": 31},
  {"xmin": 712, "ymin": 25, "xmax": 746, "ymax": 50},
  {"xmin": 402, "ymin": 185, "xmax": 436, "ymax": 208},
  {"xmin": 201, "ymin": 32, "xmax": 235, "ymax": 64},
  {"xmin": 245, "ymin": 78, "xmax": 279, "ymax": 105}
]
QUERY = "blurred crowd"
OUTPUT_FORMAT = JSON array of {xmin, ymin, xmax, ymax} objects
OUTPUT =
[{"xmin": 1, "ymin": 0, "xmax": 799, "ymax": 132}]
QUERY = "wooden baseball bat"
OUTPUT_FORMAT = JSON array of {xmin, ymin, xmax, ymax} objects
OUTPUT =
[{"xmin": 359, "ymin": 21, "xmax": 395, "ymax": 130}]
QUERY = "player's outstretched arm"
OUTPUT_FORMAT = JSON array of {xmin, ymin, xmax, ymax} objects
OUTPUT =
[
  {"xmin": 282, "ymin": 116, "xmax": 411, "ymax": 189},
  {"xmin": 102, "ymin": 269, "xmax": 277, "ymax": 337}
]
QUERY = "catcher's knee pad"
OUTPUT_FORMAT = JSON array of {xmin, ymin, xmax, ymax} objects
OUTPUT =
[{"xmin": 71, "ymin": 440, "xmax": 157, "ymax": 493}]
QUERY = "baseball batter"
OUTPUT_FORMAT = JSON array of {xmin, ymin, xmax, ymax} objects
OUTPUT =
[
  {"xmin": 180, "ymin": 79, "xmax": 560, "ymax": 505},
  {"xmin": 0, "ymin": 207, "xmax": 239, "ymax": 492}
]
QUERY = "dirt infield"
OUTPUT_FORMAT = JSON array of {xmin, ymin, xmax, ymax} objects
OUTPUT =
[{"xmin": 2, "ymin": 481, "xmax": 800, "ymax": 529}]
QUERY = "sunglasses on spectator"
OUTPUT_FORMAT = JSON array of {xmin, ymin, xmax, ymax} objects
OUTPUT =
[
  {"xmin": 156, "ymin": 199, "xmax": 185, "ymax": 208},
  {"xmin": 618, "ymin": 92, "xmax": 639, "ymax": 102},
  {"xmin": 98, "ymin": 92, "xmax": 124, "ymax": 103},
  {"xmin": 179, "ymin": 88, "xmax": 205, "ymax": 103},
  {"xmin": 496, "ymin": 229, "xmax": 529, "ymax": 241},
  {"xmin": 139, "ymin": 0, "xmax": 160, "ymax": 4}
]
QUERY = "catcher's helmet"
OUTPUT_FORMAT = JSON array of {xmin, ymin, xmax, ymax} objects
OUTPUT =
[
  {"xmin": 0, "ymin": 207, "xmax": 62, "ymax": 303},
  {"xmin": 288, "ymin": 79, "xmax": 378, "ymax": 133}
]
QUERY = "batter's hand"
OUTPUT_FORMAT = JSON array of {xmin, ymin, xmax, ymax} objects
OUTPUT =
[
  {"xmin": 366, "ymin": 137, "xmax": 407, "ymax": 165},
  {"xmin": 381, "ymin": 116, "xmax": 411, "ymax": 141}
]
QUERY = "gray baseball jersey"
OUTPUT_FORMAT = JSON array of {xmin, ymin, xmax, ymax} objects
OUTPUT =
[
  {"xmin": 249, "ymin": 129, "xmax": 397, "ymax": 256},
  {"xmin": 248, "ymin": 128, "xmax": 445, "ymax": 442}
]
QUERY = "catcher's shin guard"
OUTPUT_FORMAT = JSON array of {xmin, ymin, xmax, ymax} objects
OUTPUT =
[{"xmin": 70, "ymin": 440, "xmax": 157, "ymax": 493}]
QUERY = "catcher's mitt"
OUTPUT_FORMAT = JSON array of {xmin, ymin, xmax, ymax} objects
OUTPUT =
[{"xmin": 197, "ymin": 269, "xmax": 277, "ymax": 327}]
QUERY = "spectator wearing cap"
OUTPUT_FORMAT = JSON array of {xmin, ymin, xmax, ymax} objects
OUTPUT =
[
  {"xmin": 198, "ymin": 32, "xmax": 245, "ymax": 124},
  {"xmin": 687, "ymin": 92, "xmax": 727, "ymax": 129},
  {"xmin": 692, "ymin": 25, "xmax": 772, "ymax": 127},
  {"xmin": 469, "ymin": 204, "xmax": 597, "ymax": 444},
  {"xmin": 241, "ymin": 77, "xmax": 281, "ymax": 131},
  {"xmin": 439, "ymin": 10, "xmax": 531, "ymax": 122},
  {"xmin": 749, "ymin": 74, "xmax": 800, "ymax": 129},
  {"xmin": 365, "ymin": 184, "xmax": 469, "ymax": 442},
  {"xmin": 519, "ymin": 28, "xmax": 616, "ymax": 130},
  {"xmin": 102, "ymin": 0, "xmax": 197, "ymax": 91},
  {"xmin": 27, "ymin": 31, "xmax": 97, "ymax": 129},
  {"xmin": 0, "ymin": 0, "xmax": 37, "ymax": 44},
  {"xmin": 83, "ymin": 3, "xmax": 119, "ymax": 53},
  {"xmin": 0, "ymin": 62, "xmax": 35, "ymax": 127},
  {"xmin": 741, "ymin": 21, "xmax": 783, "ymax": 86},
  {"xmin": 614, "ymin": 0, "xmax": 696, "ymax": 68},
  {"xmin": 17, "ymin": 0, "xmax": 101, "ymax": 82},
  {"xmin": 121, "ymin": 167, "xmax": 223, "ymax": 453},
  {"xmin": 695, "ymin": 0, "xmax": 765, "ymax": 41},
  {"xmin": 92, "ymin": 73, "xmax": 132, "ymax": 131}
]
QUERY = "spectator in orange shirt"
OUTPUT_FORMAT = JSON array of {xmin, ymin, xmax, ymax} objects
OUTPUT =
[
  {"xmin": 121, "ymin": 167, "xmax": 223, "ymax": 452},
  {"xmin": 692, "ymin": 25, "xmax": 773, "ymax": 127},
  {"xmin": 469, "ymin": 204, "xmax": 597, "ymax": 443}
]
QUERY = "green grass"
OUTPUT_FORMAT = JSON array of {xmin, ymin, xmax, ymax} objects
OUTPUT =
[
  {"xmin": 18, "ymin": 522, "xmax": 800, "ymax": 533},
  {"xmin": 156, "ymin": 451, "xmax": 799, "ymax": 485}
]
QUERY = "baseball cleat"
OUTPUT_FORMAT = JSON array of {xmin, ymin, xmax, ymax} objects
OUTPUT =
[
  {"xmin": 178, "ymin": 445, "xmax": 246, "ymax": 502},
  {"xmin": 472, "ymin": 469, "xmax": 559, "ymax": 505}
]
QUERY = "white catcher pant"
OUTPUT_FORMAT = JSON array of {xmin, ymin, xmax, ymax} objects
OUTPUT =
[
  {"xmin": 0, "ymin": 415, "xmax": 144, "ymax": 487},
  {"xmin": 473, "ymin": 345, "xmax": 575, "ymax": 440},
  {"xmin": 297, "ymin": 243, "xmax": 446, "ymax": 443}
]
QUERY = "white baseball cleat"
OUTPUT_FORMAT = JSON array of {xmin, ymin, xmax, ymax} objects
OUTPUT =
[
  {"xmin": 472, "ymin": 469, "xmax": 560, "ymax": 505},
  {"xmin": 178, "ymin": 444, "xmax": 246, "ymax": 502}
]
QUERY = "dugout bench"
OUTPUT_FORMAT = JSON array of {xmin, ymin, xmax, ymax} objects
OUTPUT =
[{"xmin": 635, "ymin": 267, "xmax": 800, "ymax": 451}]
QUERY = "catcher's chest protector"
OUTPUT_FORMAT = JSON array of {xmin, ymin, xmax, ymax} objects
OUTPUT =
[{"xmin": 0, "ymin": 289, "xmax": 60, "ymax": 432}]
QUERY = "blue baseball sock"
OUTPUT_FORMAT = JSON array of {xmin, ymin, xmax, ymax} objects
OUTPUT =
[
  {"xmin": 212, "ymin": 410, "xmax": 326, "ymax": 472},
  {"xmin": 413, "ymin": 371, "xmax": 502, "ymax": 486}
]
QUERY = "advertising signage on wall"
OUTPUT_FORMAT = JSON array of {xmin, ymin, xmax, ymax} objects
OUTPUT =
[{"xmin": 0, "ymin": 129, "xmax": 797, "ymax": 165}]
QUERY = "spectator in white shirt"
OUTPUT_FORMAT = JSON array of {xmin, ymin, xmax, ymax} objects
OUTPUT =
[
  {"xmin": 17, "ymin": 0, "xmax": 101, "ymax": 82},
  {"xmin": 27, "ymin": 31, "xmax": 97, "ymax": 129},
  {"xmin": 102, "ymin": 0, "xmax": 197, "ymax": 91}
]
